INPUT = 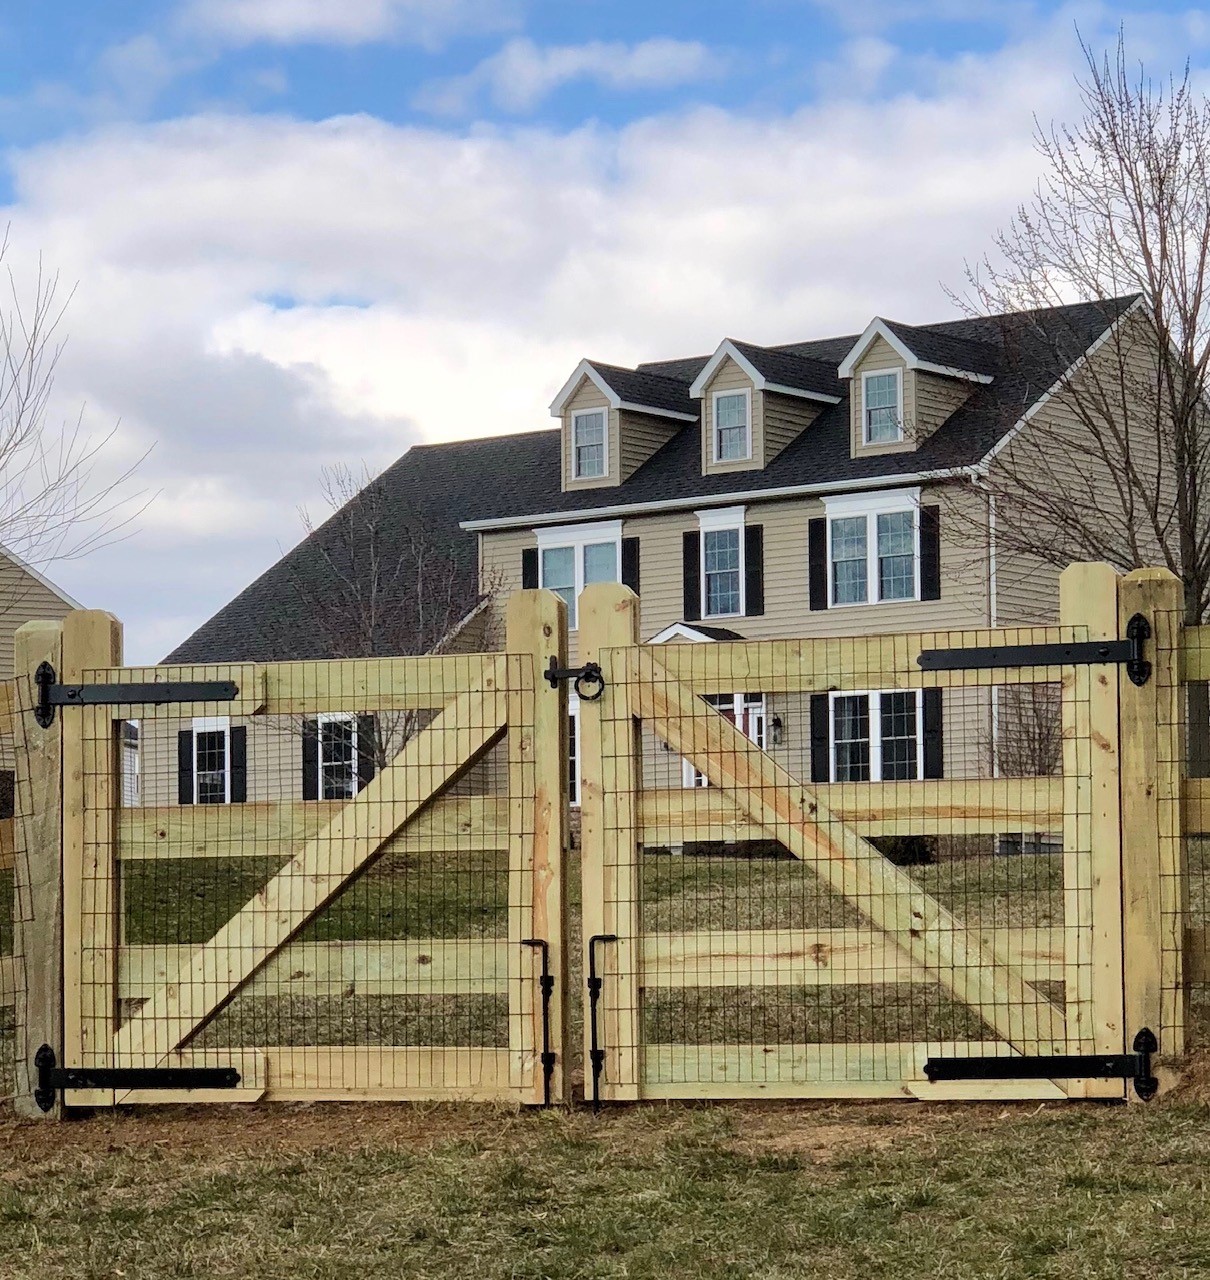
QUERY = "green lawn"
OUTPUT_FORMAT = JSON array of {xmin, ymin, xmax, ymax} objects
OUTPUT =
[{"xmin": 1, "ymin": 1099, "xmax": 1210, "ymax": 1279}]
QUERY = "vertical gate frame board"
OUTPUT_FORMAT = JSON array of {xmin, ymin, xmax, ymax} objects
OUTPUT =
[
  {"xmin": 578, "ymin": 583, "xmax": 642, "ymax": 1101},
  {"xmin": 62, "ymin": 611, "xmax": 124, "ymax": 1108},
  {"xmin": 505, "ymin": 590, "xmax": 571, "ymax": 1104},
  {"xmin": 630, "ymin": 647, "xmax": 1068, "ymax": 1063},
  {"xmin": 1118, "ymin": 567, "xmax": 1185, "ymax": 1067},
  {"xmin": 12, "ymin": 619, "xmax": 65, "ymax": 1118},
  {"xmin": 1060, "ymin": 564, "xmax": 1126, "ymax": 1098},
  {"xmin": 111, "ymin": 673, "xmax": 509, "ymax": 1069}
]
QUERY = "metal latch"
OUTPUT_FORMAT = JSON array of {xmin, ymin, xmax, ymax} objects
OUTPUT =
[
  {"xmin": 34, "ymin": 662, "xmax": 239, "ymax": 727},
  {"xmin": 544, "ymin": 658, "xmax": 605, "ymax": 701},
  {"xmin": 924, "ymin": 1028, "xmax": 1160, "ymax": 1100},
  {"xmin": 521, "ymin": 938, "xmax": 556, "ymax": 1108},
  {"xmin": 34, "ymin": 1044, "xmax": 242, "ymax": 1111},
  {"xmin": 586, "ymin": 933, "xmax": 618, "ymax": 1112},
  {"xmin": 917, "ymin": 613, "xmax": 1151, "ymax": 686}
]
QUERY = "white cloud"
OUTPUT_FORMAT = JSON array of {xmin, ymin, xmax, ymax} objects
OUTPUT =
[
  {"xmin": 415, "ymin": 36, "xmax": 727, "ymax": 117},
  {"xmin": 181, "ymin": 0, "xmax": 521, "ymax": 48},
  {"xmin": 4, "ymin": 6, "xmax": 1198, "ymax": 660}
]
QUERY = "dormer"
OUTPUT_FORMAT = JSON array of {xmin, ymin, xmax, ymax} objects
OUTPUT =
[
  {"xmin": 689, "ymin": 339, "xmax": 841, "ymax": 477},
  {"xmin": 838, "ymin": 318, "xmax": 996, "ymax": 457},
  {"xmin": 550, "ymin": 359, "xmax": 695, "ymax": 491}
]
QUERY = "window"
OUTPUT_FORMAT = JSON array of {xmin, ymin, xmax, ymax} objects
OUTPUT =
[
  {"xmin": 121, "ymin": 721, "xmax": 140, "ymax": 807},
  {"xmin": 193, "ymin": 716, "xmax": 230, "ymax": 805},
  {"xmin": 703, "ymin": 528, "xmax": 742, "ymax": 616},
  {"xmin": 572, "ymin": 409, "xmax": 607, "ymax": 479},
  {"xmin": 862, "ymin": 370, "xmax": 902, "ymax": 444},
  {"xmin": 712, "ymin": 389, "xmax": 751, "ymax": 462},
  {"xmin": 830, "ymin": 691, "xmax": 922, "ymax": 782},
  {"xmin": 319, "ymin": 714, "xmax": 358, "ymax": 800},
  {"xmin": 684, "ymin": 694, "xmax": 765, "ymax": 787},
  {"xmin": 825, "ymin": 492, "xmax": 920, "ymax": 606},
  {"xmin": 536, "ymin": 520, "xmax": 622, "ymax": 629},
  {"xmin": 568, "ymin": 696, "xmax": 581, "ymax": 806}
]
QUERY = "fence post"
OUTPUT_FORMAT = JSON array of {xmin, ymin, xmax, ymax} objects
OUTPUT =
[
  {"xmin": 505, "ymin": 589, "xmax": 571, "ymax": 1105},
  {"xmin": 60, "ymin": 610, "xmax": 123, "ymax": 1106},
  {"xmin": 1117, "ymin": 567, "xmax": 1185, "ymax": 1069},
  {"xmin": 578, "ymin": 582, "xmax": 641, "ymax": 1103},
  {"xmin": 1059, "ymin": 562, "xmax": 1125, "ymax": 1098},
  {"xmin": 12, "ymin": 619, "xmax": 65, "ymax": 1118}
]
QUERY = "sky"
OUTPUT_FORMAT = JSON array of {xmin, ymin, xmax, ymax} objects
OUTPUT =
[{"xmin": 0, "ymin": 0, "xmax": 1207, "ymax": 662}]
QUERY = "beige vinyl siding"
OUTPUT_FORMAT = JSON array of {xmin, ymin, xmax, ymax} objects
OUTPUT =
[
  {"xmin": 762, "ymin": 392, "xmax": 819, "ymax": 465},
  {"xmin": 562, "ymin": 380, "xmax": 617, "ymax": 491},
  {"xmin": 913, "ymin": 370, "xmax": 971, "ymax": 442},
  {"xmin": 850, "ymin": 336, "xmax": 910, "ymax": 457},
  {"xmin": 701, "ymin": 359, "xmax": 764, "ymax": 474},
  {"xmin": 618, "ymin": 409, "xmax": 681, "ymax": 481}
]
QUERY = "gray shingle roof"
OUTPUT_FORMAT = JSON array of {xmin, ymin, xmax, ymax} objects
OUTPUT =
[
  {"xmin": 728, "ymin": 340, "xmax": 843, "ymax": 399},
  {"xmin": 586, "ymin": 361, "xmax": 696, "ymax": 416},
  {"xmin": 167, "ymin": 295, "xmax": 1139, "ymax": 663}
]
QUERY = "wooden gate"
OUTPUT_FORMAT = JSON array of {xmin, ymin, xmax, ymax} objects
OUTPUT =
[
  {"xmin": 9, "ymin": 592, "xmax": 570, "ymax": 1111},
  {"xmin": 577, "ymin": 567, "xmax": 1185, "ymax": 1103}
]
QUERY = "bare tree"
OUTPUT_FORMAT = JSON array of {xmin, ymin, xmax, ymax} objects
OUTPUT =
[{"xmin": 272, "ymin": 462, "xmax": 500, "ymax": 772}]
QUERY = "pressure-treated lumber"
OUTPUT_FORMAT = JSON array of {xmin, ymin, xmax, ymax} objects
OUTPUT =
[
  {"xmin": 117, "ymin": 796, "xmax": 512, "ymax": 860},
  {"xmin": 111, "ymin": 1050, "xmax": 267, "ymax": 1106},
  {"xmin": 630, "ymin": 647, "xmax": 1067, "ymax": 1059},
  {"xmin": 61, "ymin": 611, "xmax": 124, "ymax": 1108},
  {"xmin": 0, "ymin": 817, "xmax": 14, "ymax": 872},
  {"xmin": 1180, "ymin": 626, "xmax": 1210, "ymax": 681},
  {"xmin": 640, "ymin": 927, "xmax": 1065, "ymax": 987},
  {"xmin": 1059, "ymin": 564, "xmax": 1125, "ymax": 1099},
  {"xmin": 112, "ymin": 676, "xmax": 508, "ymax": 1067},
  {"xmin": 1118, "ymin": 567, "xmax": 1185, "ymax": 1059},
  {"xmin": 11, "ymin": 619, "xmax": 65, "ymax": 1118},
  {"xmin": 578, "ymin": 582, "xmax": 643, "ymax": 1101},
  {"xmin": 650, "ymin": 625, "xmax": 1089, "ymax": 694},
  {"xmin": 637, "ymin": 778, "xmax": 1064, "ymax": 842},
  {"xmin": 506, "ymin": 589, "xmax": 570, "ymax": 1104}
]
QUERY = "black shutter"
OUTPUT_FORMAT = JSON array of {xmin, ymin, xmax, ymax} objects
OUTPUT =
[
  {"xmin": 357, "ymin": 714, "xmax": 377, "ymax": 790},
  {"xmin": 922, "ymin": 689, "xmax": 944, "ymax": 779},
  {"xmin": 301, "ymin": 718, "xmax": 319, "ymax": 801},
  {"xmin": 521, "ymin": 547, "xmax": 539, "ymax": 590},
  {"xmin": 229, "ymin": 726, "xmax": 248, "ymax": 803},
  {"xmin": 744, "ymin": 525, "xmax": 764, "ymax": 617},
  {"xmin": 177, "ymin": 730, "xmax": 194, "ymax": 806},
  {"xmin": 810, "ymin": 693, "xmax": 831, "ymax": 783},
  {"xmin": 920, "ymin": 505, "xmax": 941, "ymax": 601},
  {"xmin": 808, "ymin": 518, "xmax": 828, "ymax": 611},
  {"xmin": 682, "ymin": 531, "xmax": 701, "ymax": 622},
  {"xmin": 621, "ymin": 536, "xmax": 640, "ymax": 595}
]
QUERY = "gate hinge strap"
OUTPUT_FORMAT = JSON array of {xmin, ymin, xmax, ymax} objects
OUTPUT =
[
  {"xmin": 33, "ymin": 662, "xmax": 239, "ymax": 727},
  {"xmin": 33, "ymin": 1045, "xmax": 242, "ymax": 1112}
]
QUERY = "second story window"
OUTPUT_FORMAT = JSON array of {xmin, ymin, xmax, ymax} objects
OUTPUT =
[
  {"xmin": 712, "ymin": 389, "xmax": 751, "ymax": 462},
  {"xmin": 703, "ymin": 527, "xmax": 742, "ymax": 616},
  {"xmin": 824, "ymin": 494, "xmax": 920, "ymax": 607},
  {"xmin": 535, "ymin": 520, "xmax": 622, "ymax": 629},
  {"xmin": 572, "ymin": 409, "xmax": 607, "ymax": 479},
  {"xmin": 862, "ymin": 370, "xmax": 903, "ymax": 444}
]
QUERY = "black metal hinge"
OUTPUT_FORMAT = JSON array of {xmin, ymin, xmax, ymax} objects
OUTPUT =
[
  {"xmin": 544, "ymin": 657, "xmax": 605, "ymax": 702},
  {"xmin": 34, "ymin": 1044, "xmax": 242, "ymax": 1112},
  {"xmin": 917, "ymin": 613, "xmax": 1152, "ymax": 686},
  {"xmin": 34, "ymin": 662, "xmax": 239, "ymax": 727},
  {"xmin": 923, "ymin": 1028, "xmax": 1159, "ymax": 1101}
]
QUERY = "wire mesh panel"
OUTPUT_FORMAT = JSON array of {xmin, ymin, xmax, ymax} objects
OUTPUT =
[
  {"xmin": 588, "ymin": 622, "xmax": 1120, "ymax": 1101},
  {"xmin": 67, "ymin": 651, "xmax": 548, "ymax": 1104}
]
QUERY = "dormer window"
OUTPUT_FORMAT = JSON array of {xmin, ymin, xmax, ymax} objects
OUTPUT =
[
  {"xmin": 861, "ymin": 370, "xmax": 903, "ymax": 444},
  {"xmin": 572, "ymin": 410, "xmax": 607, "ymax": 479},
  {"xmin": 712, "ymin": 389, "xmax": 751, "ymax": 462}
]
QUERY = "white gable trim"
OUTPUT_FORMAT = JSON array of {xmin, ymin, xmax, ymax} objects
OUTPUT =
[
  {"xmin": 549, "ymin": 359, "xmax": 697, "ymax": 422},
  {"xmin": 837, "ymin": 319, "xmax": 994, "ymax": 384},
  {"xmin": 0, "ymin": 542, "xmax": 84, "ymax": 610},
  {"xmin": 649, "ymin": 622, "xmax": 720, "ymax": 644},
  {"xmin": 689, "ymin": 339, "xmax": 841, "ymax": 404}
]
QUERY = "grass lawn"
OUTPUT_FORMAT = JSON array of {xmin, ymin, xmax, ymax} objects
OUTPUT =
[{"xmin": 1, "ymin": 1098, "xmax": 1210, "ymax": 1279}]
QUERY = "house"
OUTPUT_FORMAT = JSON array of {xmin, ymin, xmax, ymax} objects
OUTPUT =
[{"xmin": 160, "ymin": 295, "xmax": 1145, "ymax": 815}]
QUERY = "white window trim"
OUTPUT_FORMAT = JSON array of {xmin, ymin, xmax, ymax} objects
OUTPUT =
[
  {"xmin": 191, "ymin": 715, "xmax": 231, "ymax": 805},
  {"xmin": 317, "ymin": 711, "xmax": 358, "ymax": 801},
  {"xmin": 823, "ymin": 489, "xmax": 920, "ymax": 608},
  {"xmin": 696, "ymin": 506, "xmax": 746, "ymax": 619},
  {"xmin": 571, "ymin": 407, "xmax": 609, "ymax": 480},
  {"xmin": 711, "ymin": 386, "xmax": 753, "ymax": 463},
  {"xmin": 861, "ymin": 368, "xmax": 904, "ymax": 445},
  {"xmin": 828, "ymin": 689, "xmax": 924, "ymax": 783},
  {"xmin": 535, "ymin": 520, "xmax": 623, "ymax": 630},
  {"xmin": 683, "ymin": 693, "xmax": 766, "ymax": 788}
]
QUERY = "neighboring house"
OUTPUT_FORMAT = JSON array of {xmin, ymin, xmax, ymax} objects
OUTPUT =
[{"xmin": 161, "ymin": 296, "xmax": 1144, "ymax": 813}]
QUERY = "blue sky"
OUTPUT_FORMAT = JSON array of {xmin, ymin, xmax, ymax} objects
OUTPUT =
[{"xmin": 0, "ymin": 0, "xmax": 1206, "ymax": 659}]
